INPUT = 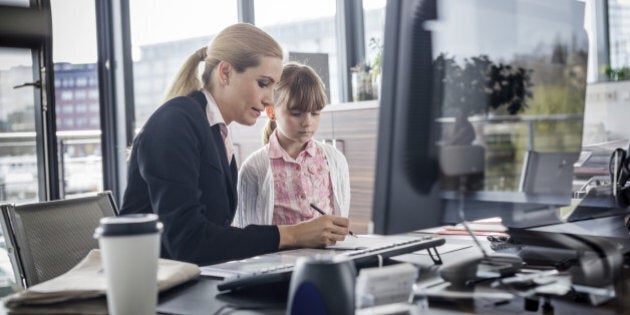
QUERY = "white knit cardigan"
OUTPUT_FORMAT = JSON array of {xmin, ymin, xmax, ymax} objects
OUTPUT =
[{"xmin": 233, "ymin": 140, "xmax": 350, "ymax": 227}]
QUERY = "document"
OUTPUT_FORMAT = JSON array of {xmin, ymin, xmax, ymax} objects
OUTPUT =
[
  {"xmin": 3, "ymin": 249, "xmax": 200, "ymax": 313},
  {"xmin": 200, "ymin": 248, "xmax": 338, "ymax": 278}
]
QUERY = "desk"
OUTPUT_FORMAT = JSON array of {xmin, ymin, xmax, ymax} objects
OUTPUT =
[{"xmin": 157, "ymin": 235, "xmax": 630, "ymax": 315}]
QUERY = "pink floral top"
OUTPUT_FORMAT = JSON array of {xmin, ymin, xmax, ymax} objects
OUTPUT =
[{"xmin": 268, "ymin": 131, "xmax": 334, "ymax": 225}]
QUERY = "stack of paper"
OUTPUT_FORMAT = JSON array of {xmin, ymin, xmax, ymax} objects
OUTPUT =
[{"xmin": 3, "ymin": 249, "xmax": 200, "ymax": 314}]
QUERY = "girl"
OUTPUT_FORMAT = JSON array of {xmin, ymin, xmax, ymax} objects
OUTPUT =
[{"xmin": 234, "ymin": 62, "xmax": 350, "ymax": 227}]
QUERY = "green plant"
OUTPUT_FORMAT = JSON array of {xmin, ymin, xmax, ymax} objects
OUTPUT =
[
  {"xmin": 603, "ymin": 65, "xmax": 630, "ymax": 81},
  {"xmin": 368, "ymin": 38, "xmax": 383, "ymax": 79}
]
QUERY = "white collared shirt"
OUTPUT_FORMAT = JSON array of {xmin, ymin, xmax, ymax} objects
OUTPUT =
[{"xmin": 202, "ymin": 89, "xmax": 234, "ymax": 163}]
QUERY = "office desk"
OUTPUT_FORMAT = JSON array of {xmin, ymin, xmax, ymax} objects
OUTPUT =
[{"xmin": 157, "ymin": 235, "xmax": 630, "ymax": 315}]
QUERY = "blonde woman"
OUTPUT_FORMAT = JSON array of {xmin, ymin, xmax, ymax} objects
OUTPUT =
[
  {"xmin": 120, "ymin": 24, "xmax": 349, "ymax": 266},
  {"xmin": 234, "ymin": 62, "xmax": 350, "ymax": 227}
]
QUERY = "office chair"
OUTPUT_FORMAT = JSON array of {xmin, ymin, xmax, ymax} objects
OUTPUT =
[
  {"xmin": 0, "ymin": 191, "xmax": 118, "ymax": 288},
  {"xmin": 519, "ymin": 151, "xmax": 579, "ymax": 195}
]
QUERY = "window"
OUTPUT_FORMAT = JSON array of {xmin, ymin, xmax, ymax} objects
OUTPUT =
[
  {"xmin": 255, "ymin": 0, "xmax": 339, "ymax": 103},
  {"xmin": 75, "ymin": 77, "xmax": 87, "ymax": 87},
  {"xmin": 61, "ymin": 105, "xmax": 73, "ymax": 114},
  {"xmin": 60, "ymin": 91, "xmax": 73, "ymax": 101},
  {"xmin": 74, "ymin": 90, "xmax": 87, "ymax": 100},
  {"xmin": 0, "ymin": 48, "xmax": 39, "ymax": 203},
  {"xmin": 129, "ymin": 0, "xmax": 238, "ymax": 130},
  {"xmin": 76, "ymin": 117, "xmax": 87, "ymax": 127},
  {"xmin": 76, "ymin": 104, "xmax": 88, "ymax": 113},
  {"xmin": 362, "ymin": 0, "xmax": 386, "ymax": 69},
  {"xmin": 51, "ymin": 0, "xmax": 104, "ymax": 197},
  {"xmin": 608, "ymin": 0, "xmax": 630, "ymax": 71}
]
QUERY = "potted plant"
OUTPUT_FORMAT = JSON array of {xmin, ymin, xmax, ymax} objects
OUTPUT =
[
  {"xmin": 434, "ymin": 54, "xmax": 533, "ymax": 191},
  {"xmin": 369, "ymin": 37, "xmax": 383, "ymax": 96},
  {"xmin": 434, "ymin": 53, "xmax": 533, "ymax": 145}
]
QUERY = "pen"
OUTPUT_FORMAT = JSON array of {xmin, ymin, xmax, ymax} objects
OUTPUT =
[{"xmin": 309, "ymin": 203, "xmax": 356, "ymax": 237}]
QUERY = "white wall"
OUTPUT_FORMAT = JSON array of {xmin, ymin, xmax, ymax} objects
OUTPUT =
[{"xmin": 583, "ymin": 81, "xmax": 630, "ymax": 144}]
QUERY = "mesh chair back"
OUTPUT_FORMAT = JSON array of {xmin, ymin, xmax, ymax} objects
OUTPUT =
[{"xmin": 0, "ymin": 191, "xmax": 117, "ymax": 288}]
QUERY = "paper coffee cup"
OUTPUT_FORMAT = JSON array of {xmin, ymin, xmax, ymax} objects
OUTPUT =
[{"xmin": 94, "ymin": 214, "xmax": 163, "ymax": 315}]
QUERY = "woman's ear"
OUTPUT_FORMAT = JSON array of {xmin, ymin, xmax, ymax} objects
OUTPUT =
[
  {"xmin": 217, "ymin": 61, "xmax": 232, "ymax": 86},
  {"xmin": 265, "ymin": 106, "xmax": 275, "ymax": 120}
]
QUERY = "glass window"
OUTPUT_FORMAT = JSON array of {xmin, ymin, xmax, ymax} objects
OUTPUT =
[
  {"xmin": 129, "ymin": 0, "xmax": 238, "ymax": 130},
  {"xmin": 89, "ymin": 102, "xmax": 99, "ymax": 113},
  {"xmin": 255, "ymin": 0, "xmax": 339, "ymax": 103},
  {"xmin": 76, "ymin": 104, "xmax": 87, "ymax": 113},
  {"xmin": 608, "ymin": 0, "xmax": 630, "ymax": 71},
  {"xmin": 0, "ymin": 48, "xmax": 40, "ymax": 204},
  {"xmin": 76, "ymin": 117, "xmax": 87, "ymax": 127},
  {"xmin": 74, "ymin": 90, "xmax": 87, "ymax": 100},
  {"xmin": 62, "ymin": 105, "xmax": 73, "ymax": 114},
  {"xmin": 362, "ymin": 0, "xmax": 386, "ymax": 72},
  {"xmin": 75, "ymin": 77, "xmax": 87, "ymax": 87},
  {"xmin": 60, "ymin": 91, "xmax": 73, "ymax": 101},
  {"xmin": 88, "ymin": 76, "xmax": 98, "ymax": 86},
  {"xmin": 51, "ymin": 0, "xmax": 103, "ymax": 197}
]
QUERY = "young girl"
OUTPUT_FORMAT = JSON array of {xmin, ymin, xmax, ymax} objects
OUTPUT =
[{"xmin": 234, "ymin": 62, "xmax": 350, "ymax": 227}]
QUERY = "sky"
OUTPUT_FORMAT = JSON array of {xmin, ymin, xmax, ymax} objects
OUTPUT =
[{"xmin": 0, "ymin": 0, "xmax": 387, "ymax": 70}]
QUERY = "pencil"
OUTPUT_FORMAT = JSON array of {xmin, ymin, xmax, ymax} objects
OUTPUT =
[{"xmin": 309, "ymin": 203, "xmax": 356, "ymax": 237}]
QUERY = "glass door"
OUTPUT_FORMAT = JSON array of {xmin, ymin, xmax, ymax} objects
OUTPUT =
[{"xmin": 0, "ymin": 0, "xmax": 55, "ymax": 295}]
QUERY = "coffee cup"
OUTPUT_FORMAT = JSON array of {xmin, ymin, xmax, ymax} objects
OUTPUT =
[{"xmin": 94, "ymin": 213, "xmax": 163, "ymax": 315}]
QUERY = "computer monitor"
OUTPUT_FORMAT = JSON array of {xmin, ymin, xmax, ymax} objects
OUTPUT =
[{"xmin": 372, "ymin": 0, "xmax": 589, "ymax": 234}]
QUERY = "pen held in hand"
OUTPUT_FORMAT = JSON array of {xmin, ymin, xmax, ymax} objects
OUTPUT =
[{"xmin": 309, "ymin": 203, "xmax": 356, "ymax": 237}]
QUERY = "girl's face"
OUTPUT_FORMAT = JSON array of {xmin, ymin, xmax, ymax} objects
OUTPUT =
[
  {"xmin": 220, "ymin": 56, "xmax": 283, "ymax": 126},
  {"xmin": 272, "ymin": 103, "xmax": 322, "ymax": 148}
]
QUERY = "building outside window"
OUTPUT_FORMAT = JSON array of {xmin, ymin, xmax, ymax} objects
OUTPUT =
[
  {"xmin": 129, "ymin": 0, "xmax": 238, "ymax": 130},
  {"xmin": 608, "ymin": 0, "xmax": 630, "ymax": 71}
]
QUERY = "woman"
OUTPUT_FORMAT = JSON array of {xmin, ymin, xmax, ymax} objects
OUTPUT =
[
  {"xmin": 120, "ymin": 23, "xmax": 349, "ymax": 266},
  {"xmin": 234, "ymin": 62, "xmax": 350, "ymax": 227}
]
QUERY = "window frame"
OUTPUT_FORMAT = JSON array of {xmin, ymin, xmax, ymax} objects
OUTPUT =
[{"xmin": 0, "ymin": 0, "xmax": 60, "ymax": 201}]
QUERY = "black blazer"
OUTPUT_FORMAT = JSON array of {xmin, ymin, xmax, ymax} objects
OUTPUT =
[{"xmin": 121, "ymin": 91, "xmax": 279, "ymax": 265}]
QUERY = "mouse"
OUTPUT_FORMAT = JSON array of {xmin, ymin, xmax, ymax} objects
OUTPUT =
[{"xmin": 439, "ymin": 252, "xmax": 523, "ymax": 287}]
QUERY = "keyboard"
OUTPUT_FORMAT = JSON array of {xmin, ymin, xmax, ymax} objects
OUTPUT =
[{"xmin": 213, "ymin": 234, "xmax": 445, "ymax": 292}]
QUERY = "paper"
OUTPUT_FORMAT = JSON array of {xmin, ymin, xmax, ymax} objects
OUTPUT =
[
  {"xmin": 412, "ymin": 243, "xmax": 472, "ymax": 255},
  {"xmin": 3, "ymin": 249, "xmax": 200, "ymax": 310},
  {"xmin": 200, "ymin": 248, "xmax": 337, "ymax": 278},
  {"xmin": 327, "ymin": 234, "xmax": 431, "ymax": 250}
]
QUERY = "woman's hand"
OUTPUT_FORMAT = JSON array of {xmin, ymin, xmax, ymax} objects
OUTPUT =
[{"xmin": 278, "ymin": 215, "xmax": 350, "ymax": 249}]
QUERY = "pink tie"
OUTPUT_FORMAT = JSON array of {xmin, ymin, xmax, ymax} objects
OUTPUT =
[{"xmin": 219, "ymin": 124, "xmax": 234, "ymax": 163}]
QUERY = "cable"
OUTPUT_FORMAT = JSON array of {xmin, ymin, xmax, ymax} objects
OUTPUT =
[{"xmin": 456, "ymin": 176, "xmax": 490, "ymax": 258}]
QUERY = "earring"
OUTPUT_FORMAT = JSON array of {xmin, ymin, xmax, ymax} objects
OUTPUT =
[{"xmin": 225, "ymin": 78, "xmax": 229, "ymax": 86}]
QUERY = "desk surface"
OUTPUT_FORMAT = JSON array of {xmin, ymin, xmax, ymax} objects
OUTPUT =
[{"xmin": 157, "ymin": 234, "xmax": 630, "ymax": 315}]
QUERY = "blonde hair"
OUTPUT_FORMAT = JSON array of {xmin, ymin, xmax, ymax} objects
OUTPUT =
[
  {"xmin": 164, "ymin": 23, "xmax": 283, "ymax": 101},
  {"xmin": 263, "ymin": 62, "xmax": 328, "ymax": 144}
]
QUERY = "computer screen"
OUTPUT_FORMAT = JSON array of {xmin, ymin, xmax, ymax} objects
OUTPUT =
[{"xmin": 372, "ymin": 0, "xmax": 589, "ymax": 234}]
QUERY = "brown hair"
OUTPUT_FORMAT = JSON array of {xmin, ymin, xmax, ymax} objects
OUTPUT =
[
  {"xmin": 164, "ymin": 23, "xmax": 283, "ymax": 101},
  {"xmin": 263, "ymin": 62, "xmax": 328, "ymax": 144}
]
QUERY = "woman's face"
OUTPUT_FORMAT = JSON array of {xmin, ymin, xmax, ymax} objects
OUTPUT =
[
  {"xmin": 273, "ymin": 103, "xmax": 322, "ymax": 148},
  {"xmin": 220, "ymin": 57, "xmax": 282, "ymax": 126}
]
